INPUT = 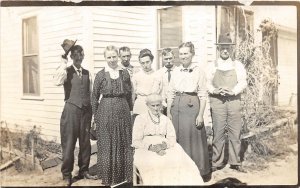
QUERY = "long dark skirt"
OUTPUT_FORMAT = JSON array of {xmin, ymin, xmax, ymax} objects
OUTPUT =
[
  {"xmin": 95, "ymin": 97, "xmax": 133, "ymax": 186},
  {"xmin": 171, "ymin": 94, "xmax": 211, "ymax": 176}
]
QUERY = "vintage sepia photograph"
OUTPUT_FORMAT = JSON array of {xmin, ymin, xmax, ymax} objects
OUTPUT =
[{"xmin": 0, "ymin": 1, "xmax": 298, "ymax": 187}]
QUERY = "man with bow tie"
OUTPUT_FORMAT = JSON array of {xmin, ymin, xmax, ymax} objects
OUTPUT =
[
  {"xmin": 53, "ymin": 40, "xmax": 96, "ymax": 186},
  {"xmin": 152, "ymin": 48, "xmax": 176, "ymax": 115},
  {"xmin": 206, "ymin": 34, "xmax": 247, "ymax": 173}
]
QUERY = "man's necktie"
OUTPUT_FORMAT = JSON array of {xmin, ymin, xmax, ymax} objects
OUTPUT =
[
  {"xmin": 167, "ymin": 69, "xmax": 171, "ymax": 82},
  {"xmin": 77, "ymin": 69, "xmax": 82, "ymax": 78}
]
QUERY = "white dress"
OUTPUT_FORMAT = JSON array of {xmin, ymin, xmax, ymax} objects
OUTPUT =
[
  {"xmin": 132, "ymin": 113, "xmax": 204, "ymax": 186},
  {"xmin": 131, "ymin": 70, "xmax": 157, "ymax": 114}
]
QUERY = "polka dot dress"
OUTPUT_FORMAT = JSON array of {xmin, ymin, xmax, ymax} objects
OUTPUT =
[{"xmin": 91, "ymin": 69, "xmax": 133, "ymax": 186}]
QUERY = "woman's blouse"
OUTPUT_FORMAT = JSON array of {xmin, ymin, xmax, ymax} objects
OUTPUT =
[
  {"xmin": 131, "ymin": 70, "xmax": 157, "ymax": 97},
  {"xmin": 132, "ymin": 113, "xmax": 176, "ymax": 149},
  {"xmin": 167, "ymin": 62, "xmax": 207, "ymax": 102}
]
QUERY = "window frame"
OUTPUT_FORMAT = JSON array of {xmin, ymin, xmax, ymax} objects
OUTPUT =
[
  {"xmin": 157, "ymin": 6, "xmax": 183, "ymax": 68},
  {"xmin": 21, "ymin": 14, "xmax": 43, "ymax": 101},
  {"xmin": 216, "ymin": 6, "xmax": 254, "ymax": 45}
]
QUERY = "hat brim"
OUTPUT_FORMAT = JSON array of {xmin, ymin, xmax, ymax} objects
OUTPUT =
[
  {"xmin": 66, "ymin": 39, "xmax": 77, "ymax": 54},
  {"xmin": 215, "ymin": 43, "xmax": 236, "ymax": 45},
  {"xmin": 61, "ymin": 39, "xmax": 77, "ymax": 53}
]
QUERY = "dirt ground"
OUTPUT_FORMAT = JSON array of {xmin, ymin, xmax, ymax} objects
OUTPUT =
[
  {"xmin": 0, "ymin": 144, "xmax": 297, "ymax": 187},
  {"xmin": 1, "ymin": 120, "xmax": 298, "ymax": 187},
  {"xmin": 206, "ymin": 145, "xmax": 298, "ymax": 186}
]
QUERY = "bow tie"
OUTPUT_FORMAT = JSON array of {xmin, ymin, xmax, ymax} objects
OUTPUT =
[{"xmin": 181, "ymin": 68, "xmax": 193, "ymax": 73}]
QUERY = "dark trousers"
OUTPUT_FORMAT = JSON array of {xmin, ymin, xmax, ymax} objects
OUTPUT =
[
  {"xmin": 210, "ymin": 96, "xmax": 242, "ymax": 167},
  {"xmin": 60, "ymin": 102, "xmax": 92, "ymax": 178}
]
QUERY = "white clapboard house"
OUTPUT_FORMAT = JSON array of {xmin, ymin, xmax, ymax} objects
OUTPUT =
[{"xmin": 0, "ymin": 5, "xmax": 297, "ymax": 140}]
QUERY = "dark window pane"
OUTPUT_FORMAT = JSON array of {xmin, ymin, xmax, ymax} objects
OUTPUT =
[
  {"xmin": 217, "ymin": 7, "xmax": 236, "ymax": 42},
  {"xmin": 159, "ymin": 7, "xmax": 182, "ymax": 48},
  {"xmin": 217, "ymin": 6, "xmax": 254, "ymax": 45},
  {"xmin": 23, "ymin": 56, "xmax": 39, "ymax": 95},
  {"xmin": 237, "ymin": 8, "xmax": 254, "ymax": 41}
]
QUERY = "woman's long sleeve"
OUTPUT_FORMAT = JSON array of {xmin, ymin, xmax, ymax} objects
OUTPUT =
[
  {"xmin": 123, "ymin": 70, "xmax": 133, "ymax": 111},
  {"xmin": 91, "ymin": 71, "xmax": 102, "ymax": 115},
  {"xmin": 197, "ymin": 67, "xmax": 208, "ymax": 100},
  {"xmin": 131, "ymin": 74, "xmax": 137, "ymax": 104},
  {"xmin": 132, "ymin": 116, "xmax": 149, "ymax": 149}
]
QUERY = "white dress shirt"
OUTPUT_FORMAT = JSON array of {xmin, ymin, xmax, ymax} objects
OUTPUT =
[
  {"xmin": 53, "ymin": 57, "xmax": 93, "ymax": 91},
  {"xmin": 152, "ymin": 66, "xmax": 175, "ymax": 107}
]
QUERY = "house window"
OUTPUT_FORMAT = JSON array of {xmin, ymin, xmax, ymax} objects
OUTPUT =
[
  {"xmin": 216, "ymin": 6, "xmax": 254, "ymax": 44},
  {"xmin": 22, "ymin": 16, "xmax": 40, "ymax": 96},
  {"xmin": 158, "ymin": 6, "xmax": 182, "ymax": 67}
]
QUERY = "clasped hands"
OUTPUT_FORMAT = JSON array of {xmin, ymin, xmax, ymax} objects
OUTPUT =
[
  {"xmin": 148, "ymin": 141, "xmax": 168, "ymax": 156},
  {"xmin": 213, "ymin": 87, "xmax": 235, "ymax": 96}
]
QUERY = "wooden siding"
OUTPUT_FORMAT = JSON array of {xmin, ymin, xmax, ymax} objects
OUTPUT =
[
  {"xmin": 277, "ymin": 31, "xmax": 297, "ymax": 106},
  {"xmin": 0, "ymin": 6, "xmax": 157, "ymax": 140},
  {"xmin": 91, "ymin": 6, "xmax": 157, "ymax": 71},
  {"xmin": 182, "ymin": 6, "xmax": 216, "ymax": 69},
  {"xmin": 0, "ymin": 7, "xmax": 88, "ymax": 139}
]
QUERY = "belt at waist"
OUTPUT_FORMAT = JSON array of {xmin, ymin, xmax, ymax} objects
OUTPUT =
[
  {"xmin": 209, "ymin": 94, "xmax": 241, "ymax": 101},
  {"xmin": 175, "ymin": 92, "xmax": 197, "ymax": 96},
  {"xmin": 102, "ymin": 94, "xmax": 125, "ymax": 98}
]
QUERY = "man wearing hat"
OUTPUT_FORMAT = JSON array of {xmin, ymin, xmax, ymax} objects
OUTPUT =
[
  {"xmin": 53, "ymin": 39, "xmax": 96, "ymax": 186},
  {"xmin": 206, "ymin": 34, "xmax": 247, "ymax": 173}
]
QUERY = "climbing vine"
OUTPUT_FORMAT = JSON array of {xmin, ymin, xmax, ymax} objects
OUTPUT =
[{"xmin": 236, "ymin": 17, "xmax": 279, "ymax": 130}]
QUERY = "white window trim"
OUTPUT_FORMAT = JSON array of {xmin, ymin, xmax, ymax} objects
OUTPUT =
[{"xmin": 20, "ymin": 11, "xmax": 44, "ymax": 101}]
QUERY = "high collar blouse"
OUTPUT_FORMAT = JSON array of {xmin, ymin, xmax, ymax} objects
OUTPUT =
[{"xmin": 167, "ymin": 62, "xmax": 207, "ymax": 102}]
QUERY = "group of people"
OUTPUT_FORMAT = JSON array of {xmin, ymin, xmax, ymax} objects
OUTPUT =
[{"xmin": 53, "ymin": 34, "xmax": 247, "ymax": 186}]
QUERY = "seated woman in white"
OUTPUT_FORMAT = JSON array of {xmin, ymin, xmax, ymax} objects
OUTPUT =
[{"xmin": 132, "ymin": 94, "xmax": 204, "ymax": 186}]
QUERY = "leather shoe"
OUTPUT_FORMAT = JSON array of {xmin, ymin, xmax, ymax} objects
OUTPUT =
[
  {"xmin": 62, "ymin": 177, "xmax": 72, "ymax": 186},
  {"xmin": 202, "ymin": 173, "xmax": 212, "ymax": 182},
  {"xmin": 74, "ymin": 171, "xmax": 98, "ymax": 180},
  {"xmin": 230, "ymin": 165, "xmax": 247, "ymax": 173}
]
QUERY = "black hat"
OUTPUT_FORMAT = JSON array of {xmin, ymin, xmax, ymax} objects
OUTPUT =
[{"xmin": 215, "ymin": 33, "xmax": 235, "ymax": 45}]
